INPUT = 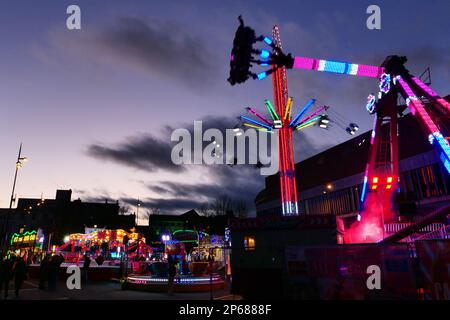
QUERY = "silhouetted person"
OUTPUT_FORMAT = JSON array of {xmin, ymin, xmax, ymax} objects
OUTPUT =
[
  {"xmin": 167, "ymin": 262, "xmax": 177, "ymax": 296},
  {"xmin": 0, "ymin": 257, "xmax": 5, "ymax": 297},
  {"xmin": 47, "ymin": 256, "xmax": 58, "ymax": 291},
  {"xmin": 2, "ymin": 255, "xmax": 15, "ymax": 299},
  {"xmin": 14, "ymin": 256, "xmax": 27, "ymax": 298},
  {"xmin": 39, "ymin": 255, "xmax": 49, "ymax": 290},
  {"xmin": 83, "ymin": 254, "xmax": 91, "ymax": 284}
]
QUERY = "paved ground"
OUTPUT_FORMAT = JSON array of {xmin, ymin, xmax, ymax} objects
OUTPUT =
[{"xmin": 1, "ymin": 279, "xmax": 241, "ymax": 300}]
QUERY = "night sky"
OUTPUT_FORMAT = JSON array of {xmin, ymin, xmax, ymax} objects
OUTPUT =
[{"xmin": 1, "ymin": 0, "xmax": 449, "ymax": 221}]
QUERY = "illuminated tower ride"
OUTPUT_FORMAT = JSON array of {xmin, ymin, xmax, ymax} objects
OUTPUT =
[
  {"xmin": 228, "ymin": 18, "xmax": 450, "ymax": 241},
  {"xmin": 271, "ymin": 26, "xmax": 298, "ymax": 215},
  {"xmin": 231, "ymin": 21, "xmax": 331, "ymax": 216}
]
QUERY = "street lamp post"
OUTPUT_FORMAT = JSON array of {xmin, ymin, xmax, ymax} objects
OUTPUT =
[
  {"xmin": 136, "ymin": 199, "xmax": 141, "ymax": 258},
  {"xmin": 2, "ymin": 143, "xmax": 28, "ymax": 254}
]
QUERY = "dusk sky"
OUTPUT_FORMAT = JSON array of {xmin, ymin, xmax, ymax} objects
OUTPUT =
[{"xmin": 1, "ymin": 0, "xmax": 449, "ymax": 222}]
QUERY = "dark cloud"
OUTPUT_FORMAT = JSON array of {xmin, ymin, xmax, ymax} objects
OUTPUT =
[
  {"xmin": 87, "ymin": 134, "xmax": 183, "ymax": 172},
  {"xmin": 121, "ymin": 197, "xmax": 204, "ymax": 213},
  {"xmin": 147, "ymin": 165, "xmax": 263, "ymax": 202},
  {"xmin": 85, "ymin": 111, "xmax": 330, "ymax": 215},
  {"xmin": 93, "ymin": 16, "xmax": 215, "ymax": 89}
]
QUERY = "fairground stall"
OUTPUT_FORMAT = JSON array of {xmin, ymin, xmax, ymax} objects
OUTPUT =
[
  {"xmin": 57, "ymin": 227, "xmax": 152, "ymax": 265},
  {"xmin": 9, "ymin": 228, "xmax": 45, "ymax": 259},
  {"xmin": 123, "ymin": 229, "xmax": 228, "ymax": 292}
]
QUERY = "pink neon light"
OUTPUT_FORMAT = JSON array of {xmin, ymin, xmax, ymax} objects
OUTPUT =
[
  {"xmin": 398, "ymin": 78, "xmax": 440, "ymax": 134},
  {"xmin": 412, "ymin": 77, "xmax": 438, "ymax": 97},
  {"xmin": 293, "ymin": 56, "xmax": 315, "ymax": 70},
  {"xmin": 298, "ymin": 105, "xmax": 327, "ymax": 125},
  {"xmin": 412, "ymin": 77, "xmax": 450, "ymax": 113},
  {"xmin": 247, "ymin": 107, "xmax": 272, "ymax": 126},
  {"xmin": 356, "ymin": 64, "xmax": 384, "ymax": 78}
]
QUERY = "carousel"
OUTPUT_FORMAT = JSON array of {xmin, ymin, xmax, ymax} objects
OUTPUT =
[{"xmin": 122, "ymin": 230, "xmax": 228, "ymax": 293}]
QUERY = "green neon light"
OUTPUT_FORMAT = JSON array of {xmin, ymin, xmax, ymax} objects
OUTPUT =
[
  {"xmin": 10, "ymin": 230, "xmax": 38, "ymax": 245},
  {"xmin": 265, "ymin": 100, "xmax": 279, "ymax": 121},
  {"xmin": 173, "ymin": 229, "xmax": 209, "ymax": 236},
  {"xmin": 295, "ymin": 115, "xmax": 321, "ymax": 131}
]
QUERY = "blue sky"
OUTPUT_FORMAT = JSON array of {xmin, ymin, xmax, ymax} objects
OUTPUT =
[{"xmin": 1, "ymin": 0, "xmax": 449, "ymax": 220}]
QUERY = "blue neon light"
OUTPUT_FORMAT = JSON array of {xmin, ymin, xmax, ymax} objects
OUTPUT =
[
  {"xmin": 289, "ymin": 99, "xmax": 316, "ymax": 127},
  {"xmin": 366, "ymin": 94, "xmax": 376, "ymax": 113},
  {"xmin": 324, "ymin": 61, "xmax": 347, "ymax": 74},
  {"xmin": 263, "ymin": 37, "xmax": 272, "ymax": 45},
  {"xmin": 260, "ymin": 49, "xmax": 270, "ymax": 59},
  {"xmin": 440, "ymin": 153, "xmax": 450, "ymax": 174},
  {"xmin": 260, "ymin": 62, "xmax": 269, "ymax": 67},
  {"xmin": 379, "ymin": 73, "xmax": 391, "ymax": 94},
  {"xmin": 433, "ymin": 132, "xmax": 450, "ymax": 173},
  {"xmin": 257, "ymin": 71, "xmax": 267, "ymax": 80},
  {"xmin": 240, "ymin": 115, "xmax": 273, "ymax": 131},
  {"xmin": 360, "ymin": 176, "xmax": 368, "ymax": 203}
]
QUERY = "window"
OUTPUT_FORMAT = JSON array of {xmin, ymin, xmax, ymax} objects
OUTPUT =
[{"xmin": 243, "ymin": 236, "xmax": 255, "ymax": 251}]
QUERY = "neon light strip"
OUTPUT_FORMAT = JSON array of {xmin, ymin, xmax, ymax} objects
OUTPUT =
[
  {"xmin": 284, "ymin": 97, "xmax": 293, "ymax": 121},
  {"xmin": 247, "ymin": 107, "xmax": 272, "ymax": 126},
  {"xmin": 440, "ymin": 153, "xmax": 450, "ymax": 174},
  {"xmin": 10, "ymin": 230, "xmax": 38, "ymax": 245},
  {"xmin": 257, "ymin": 71, "xmax": 268, "ymax": 80},
  {"xmin": 398, "ymin": 78, "xmax": 450, "ymax": 173},
  {"xmin": 173, "ymin": 229, "xmax": 209, "ymax": 236},
  {"xmin": 243, "ymin": 123, "xmax": 264, "ymax": 130},
  {"xmin": 290, "ymin": 99, "xmax": 315, "ymax": 127},
  {"xmin": 127, "ymin": 276, "xmax": 222, "ymax": 284},
  {"xmin": 265, "ymin": 100, "xmax": 280, "ymax": 121},
  {"xmin": 293, "ymin": 56, "xmax": 384, "ymax": 78},
  {"xmin": 295, "ymin": 120, "xmax": 317, "ymax": 131},
  {"xmin": 243, "ymin": 123, "xmax": 274, "ymax": 133},
  {"xmin": 240, "ymin": 115, "xmax": 273, "ymax": 131},
  {"xmin": 297, "ymin": 105, "xmax": 328, "ymax": 125},
  {"xmin": 361, "ymin": 115, "xmax": 378, "ymax": 204},
  {"xmin": 295, "ymin": 116, "xmax": 321, "ymax": 131},
  {"xmin": 298, "ymin": 115, "xmax": 321, "ymax": 127},
  {"xmin": 360, "ymin": 173, "xmax": 369, "ymax": 203},
  {"xmin": 411, "ymin": 77, "xmax": 450, "ymax": 113}
]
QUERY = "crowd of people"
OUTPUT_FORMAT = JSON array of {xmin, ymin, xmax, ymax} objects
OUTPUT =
[
  {"xmin": 38, "ymin": 253, "xmax": 64, "ymax": 291},
  {"xmin": 0, "ymin": 251, "xmax": 68, "ymax": 299},
  {"xmin": 0, "ymin": 253, "xmax": 27, "ymax": 299}
]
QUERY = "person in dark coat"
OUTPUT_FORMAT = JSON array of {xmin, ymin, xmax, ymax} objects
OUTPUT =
[
  {"xmin": 2, "ymin": 255, "xmax": 15, "ymax": 299},
  {"xmin": 14, "ymin": 256, "xmax": 27, "ymax": 298},
  {"xmin": 0, "ymin": 257, "xmax": 5, "ymax": 297},
  {"xmin": 39, "ymin": 255, "xmax": 49, "ymax": 290},
  {"xmin": 82, "ymin": 254, "xmax": 91, "ymax": 284},
  {"xmin": 167, "ymin": 261, "xmax": 177, "ymax": 296},
  {"xmin": 47, "ymin": 256, "xmax": 59, "ymax": 291}
]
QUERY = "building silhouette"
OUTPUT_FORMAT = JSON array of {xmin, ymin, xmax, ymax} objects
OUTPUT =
[{"xmin": 0, "ymin": 189, "xmax": 135, "ymax": 249}]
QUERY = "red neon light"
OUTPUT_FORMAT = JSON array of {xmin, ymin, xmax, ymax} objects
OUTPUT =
[
  {"xmin": 371, "ymin": 185, "xmax": 378, "ymax": 190},
  {"xmin": 386, "ymin": 185, "xmax": 392, "ymax": 190},
  {"xmin": 386, "ymin": 176, "xmax": 393, "ymax": 183},
  {"xmin": 372, "ymin": 177, "xmax": 379, "ymax": 184},
  {"xmin": 272, "ymin": 24, "xmax": 299, "ymax": 215}
]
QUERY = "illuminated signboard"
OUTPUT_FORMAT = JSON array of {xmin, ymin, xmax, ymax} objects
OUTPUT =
[{"xmin": 10, "ymin": 230, "xmax": 38, "ymax": 246}]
